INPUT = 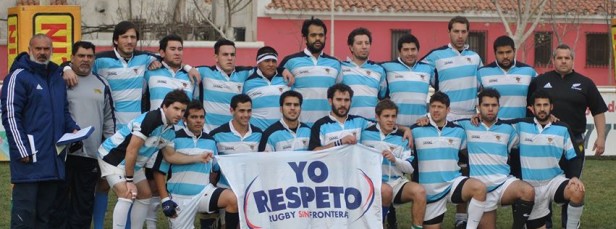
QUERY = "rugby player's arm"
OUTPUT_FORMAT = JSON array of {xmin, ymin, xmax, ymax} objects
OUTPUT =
[
  {"xmin": 124, "ymin": 135, "xmax": 146, "ymax": 177},
  {"xmin": 160, "ymin": 146, "xmax": 209, "ymax": 164}
]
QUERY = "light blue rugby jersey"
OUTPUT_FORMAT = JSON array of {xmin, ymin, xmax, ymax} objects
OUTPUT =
[
  {"xmin": 210, "ymin": 121, "xmax": 262, "ymax": 188},
  {"xmin": 477, "ymin": 61, "xmax": 536, "ymax": 119},
  {"xmin": 411, "ymin": 120, "xmax": 466, "ymax": 202},
  {"xmin": 511, "ymin": 118, "xmax": 577, "ymax": 186},
  {"xmin": 422, "ymin": 44, "xmax": 482, "ymax": 120},
  {"xmin": 308, "ymin": 114, "xmax": 372, "ymax": 150},
  {"xmin": 98, "ymin": 109, "xmax": 175, "ymax": 171},
  {"xmin": 197, "ymin": 66, "xmax": 252, "ymax": 132},
  {"xmin": 381, "ymin": 58, "xmax": 435, "ymax": 126},
  {"xmin": 361, "ymin": 125, "xmax": 413, "ymax": 183},
  {"xmin": 93, "ymin": 49, "xmax": 156, "ymax": 130},
  {"xmin": 156, "ymin": 128, "xmax": 217, "ymax": 197},
  {"xmin": 457, "ymin": 119, "xmax": 518, "ymax": 192},
  {"xmin": 144, "ymin": 62, "xmax": 194, "ymax": 111},
  {"xmin": 338, "ymin": 59, "xmax": 387, "ymax": 120},
  {"xmin": 258, "ymin": 119, "xmax": 311, "ymax": 152},
  {"xmin": 280, "ymin": 49, "xmax": 341, "ymax": 126},
  {"xmin": 243, "ymin": 68, "xmax": 291, "ymax": 130}
]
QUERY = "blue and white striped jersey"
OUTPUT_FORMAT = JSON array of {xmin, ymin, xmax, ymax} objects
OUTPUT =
[
  {"xmin": 243, "ymin": 69, "xmax": 291, "ymax": 130},
  {"xmin": 197, "ymin": 66, "xmax": 252, "ymax": 132},
  {"xmin": 338, "ymin": 59, "xmax": 387, "ymax": 120},
  {"xmin": 308, "ymin": 114, "xmax": 372, "ymax": 150},
  {"xmin": 422, "ymin": 44, "xmax": 482, "ymax": 120},
  {"xmin": 280, "ymin": 49, "xmax": 341, "ymax": 126},
  {"xmin": 511, "ymin": 118, "xmax": 578, "ymax": 186},
  {"xmin": 98, "ymin": 109, "xmax": 175, "ymax": 171},
  {"xmin": 93, "ymin": 49, "xmax": 156, "ymax": 130},
  {"xmin": 258, "ymin": 119, "xmax": 311, "ymax": 152},
  {"xmin": 361, "ymin": 125, "xmax": 413, "ymax": 183},
  {"xmin": 477, "ymin": 61, "xmax": 537, "ymax": 119},
  {"xmin": 411, "ymin": 120, "xmax": 466, "ymax": 202},
  {"xmin": 381, "ymin": 58, "xmax": 435, "ymax": 126},
  {"xmin": 144, "ymin": 62, "xmax": 194, "ymax": 111},
  {"xmin": 457, "ymin": 119, "xmax": 518, "ymax": 192},
  {"xmin": 210, "ymin": 121, "xmax": 262, "ymax": 187},
  {"xmin": 156, "ymin": 128, "xmax": 217, "ymax": 197}
]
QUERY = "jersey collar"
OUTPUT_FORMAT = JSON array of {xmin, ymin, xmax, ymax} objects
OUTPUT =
[
  {"xmin": 447, "ymin": 43, "xmax": 470, "ymax": 54},
  {"xmin": 114, "ymin": 48, "xmax": 134, "ymax": 66},
  {"xmin": 533, "ymin": 118, "xmax": 552, "ymax": 133},
  {"xmin": 229, "ymin": 120, "xmax": 253, "ymax": 139}
]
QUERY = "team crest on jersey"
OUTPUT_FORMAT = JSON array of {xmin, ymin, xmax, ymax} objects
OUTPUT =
[
  {"xmin": 389, "ymin": 146, "xmax": 396, "ymax": 151},
  {"xmin": 515, "ymin": 77, "xmax": 521, "ymax": 83},
  {"xmin": 495, "ymin": 135, "xmax": 501, "ymax": 142},
  {"xmin": 420, "ymin": 75, "xmax": 425, "ymax": 80},
  {"xmin": 325, "ymin": 68, "xmax": 331, "ymax": 74},
  {"xmin": 159, "ymin": 140, "xmax": 165, "ymax": 145},
  {"xmin": 448, "ymin": 139, "xmax": 454, "ymax": 145},
  {"xmin": 250, "ymin": 145, "xmax": 255, "ymax": 150},
  {"xmin": 547, "ymin": 137, "xmax": 553, "ymax": 143},
  {"xmin": 366, "ymin": 70, "xmax": 371, "ymax": 76},
  {"xmin": 133, "ymin": 68, "xmax": 139, "ymax": 74},
  {"xmin": 466, "ymin": 57, "xmax": 472, "ymax": 63},
  {"xmin": 237, "ymin": 85, "xmax": 242, "ymax": 92},
  {"xmin": 302, "ymin": 140, "xmax": 307, "ymax": 145},
  {"xmin": 183, "ymin": 82, "xmax": 188, "ymax": 88},
  {"xmin": 279, "ymin": 87, "xmax": 284, "ymax": 92},
  {"xmin": 94, "ymin": 88, "xmax": 103, "ymax": 94}
]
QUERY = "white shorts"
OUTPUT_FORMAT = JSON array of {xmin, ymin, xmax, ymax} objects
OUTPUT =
[
  {"xmin": 424, "ymin": 176, "xmax": 467, "ymax": 221},
  {"xmin": 386, "ymin": 177, "xmax": 409, "ymax": 206},
  {"xmin": 528, "ymin": 175, "xmax": 569, "ymax": 220},
  {"xmin": 98, "ymin": 159, "xmax": 147, "ymax": 187},
  {"xmin": 168, "ymin": 184, "xmax": 222, "ymax": 229},
  {"xmin": 484, "ymin": 176, "xmax": 518, "ymax": 211}
]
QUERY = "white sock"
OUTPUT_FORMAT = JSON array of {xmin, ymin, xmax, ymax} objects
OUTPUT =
[
  {"xmin": 131, "ymin": 198, "xmax": 152, "ymax": 229},
  {"xmin": 455, "ymin": 213, "xmax": 468, "ymax": 222},
  {"xmin": 466, "ymin": 198, "xmax": 485, "ymax": 229},
  {"xmin": 146, "ymin": 196, "xmax": 160, "ymax": 229},
  {"xmin": 112, "ymin": 198, "xmax": 133, "ymax": 229},
  {"xmin": 567, "ymin": 203, "xmax": 584, "ymax": 229}
]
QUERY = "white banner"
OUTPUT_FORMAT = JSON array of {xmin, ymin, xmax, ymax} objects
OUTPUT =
[
  {"xmin": 584, "ymin": 87, "xmax": 616, "ymax": 156},
  {"xmin": 217, "ymin": 145, "xmax": 383, "ymax": 229}
]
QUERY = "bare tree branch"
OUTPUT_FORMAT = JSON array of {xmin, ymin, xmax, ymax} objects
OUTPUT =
[{"xmin": 193, "ymin": 0, "xmax": 227, "ymax": 39}]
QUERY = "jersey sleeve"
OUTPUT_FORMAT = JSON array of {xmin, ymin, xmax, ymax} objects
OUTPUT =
[
  {"xmin": 308, "ymin": 123, "xmax": 324, "ymax": 150},
  {"xmin": 377, "ymin": 66, "xmax": 388, "ymax": 100},
  {"xmin": 586, "ymin": 81, "xmax": 608, "ymax": 115}
]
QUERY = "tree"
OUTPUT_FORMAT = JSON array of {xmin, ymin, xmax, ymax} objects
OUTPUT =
[{"xmin": 493, "ymin": 0, "xmax": 549, "ymax": 49}]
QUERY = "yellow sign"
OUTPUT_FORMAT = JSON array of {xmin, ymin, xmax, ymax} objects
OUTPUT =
[
  {"xmin": 7, "ymin": 15, "xmax": 18, "ymax": 67},
  {"xmin": 612, "ymin": 19, "xmax": 616, "ymax": 81},
  {"xmin": 34, "ymin": 14, "xmax": 74, "ymax": 65}
]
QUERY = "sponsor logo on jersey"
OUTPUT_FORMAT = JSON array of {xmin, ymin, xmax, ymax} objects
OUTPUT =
[
  {"xmin": 571, "ymin": 83, "xmax": 582, "ymax": 91},
  {"xmin": 544, "ymin": 82, "xmax": 552, "ymax": 88}
]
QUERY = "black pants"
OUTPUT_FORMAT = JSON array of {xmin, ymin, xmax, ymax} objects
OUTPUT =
[
  {"xmin": 11, "ymin": 180, "xmax": 61, "ymax": 229},
  {"xmin": 50, "ymin": 155, "xmax": 100, "ymax": 229}
]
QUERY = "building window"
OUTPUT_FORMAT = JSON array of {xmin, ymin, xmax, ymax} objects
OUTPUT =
[
  {"xmin": 534, "ymin": 32, "xmax": 553, "ymax": 66},
  {"xmin": 234, "ymin": 27, "xmax": 246, "ymax": 42},
  {"xmin": 391, "ymin": 29, "xmax": 411, "ymax": 61},
  {"xmin": 468, "ymin": 31, "xmax": 486, "ymax": 62},
  {"xmin": 586, "ymin": 33, "xmax": 609, "ymax": 67}
]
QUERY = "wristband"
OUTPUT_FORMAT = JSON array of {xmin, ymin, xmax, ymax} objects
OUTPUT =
[
  {"xmin": 63, "ymin": 66, "xmax": 72, "ymax": 72},
  {"xmin": 161, "ymin": 197, "xmax": 171, "ymax": 203},
  {"xmin": 183, "ymin": 64, "xmax": 193, "ymax": 72},
  {"xmin": 125, "ymin": 176, "xmax": 134, "ymax": 183}
]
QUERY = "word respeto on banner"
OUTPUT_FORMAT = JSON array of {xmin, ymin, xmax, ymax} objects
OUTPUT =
[{"xmin": 217, "ymin": 145, "xmax": 383, "ymax": 229}]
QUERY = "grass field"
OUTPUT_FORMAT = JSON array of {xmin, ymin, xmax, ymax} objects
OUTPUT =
[{"xmin": 1, "ymin": 158, "xmax": 615, "ymax": 228}]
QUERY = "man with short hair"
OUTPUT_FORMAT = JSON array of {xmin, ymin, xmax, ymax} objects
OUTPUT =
[
  {"xmin": 144, "ymin": 34, "xmax": 195, "ymax": 111},
  {"xmin": 360, "ymin": 99, "xmax": 427, "ymax": 229},
  {"xmin": 478, "ymin": 36, "xmax": 537, "ymax": 120},
  {"xmin": 153, "ymin": 101, "xmax": 240, "ymax": 229},
  {"xmin": 97, "ymin": 89, "xmax": 207, "ymax": 229},
  {"xmin": 422, "ymin": 16, "xmax": 483, "ymax": 121},
  {"xmin": 280, "ymin": 17, "xmax": 341, "ymax": 126},
  {"xmin": 259, "ymin": 90, "xmax": 311, "ymax": 152},
  {"xmin": 511, "ymin": 90, "xmax": 586, "ymax": 229},
  {"xmin": 528, "ymin": 44, "xmax": 606, "ymax": 228},
  {"xmin": 2, "ymin": 33, "xmax": 80, "ymax": 229},
  {"xmin": 456, "ymin": 88, "xmax": 535, "ymax": 229},
  {"xmin": 54, "ymin": 41, "xmax": 116, "ymax": 229},
  {"xmin": 243, "ymin": 46, "xmax": 291, "ymax": 130},
  {"xmin": 338, "ymin": 27, "xmax": 387, "ymax": 120},
  {"xmin": 381, "ymin": 34, "xmax": 435, "ymax": 126},
  {"xmin": 411, "ymin": 92, "xmax": 486, "ymax": 229}
]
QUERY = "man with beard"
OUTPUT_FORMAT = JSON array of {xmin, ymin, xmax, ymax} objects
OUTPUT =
[
  {"xmin": 456, "ymin": 88, "xmax": 535, "ymax": 229},
  {"xmin": 259, "ymin": 90, "xmax": 311, "ymax": 151},
  {"xmin": 508, "ymin": 90, "xmax": 585, "ymax": 229},
  {"xmin": 338, "ymin": 27, "xmax": 387, "ymax": 120},
  {"xmin": 422, "ymin": 16, "xmax": 482, "ymax": 121},
  {"xmin": 527, "ymin": 44, "xmax": 607, "ymax": 228},
  {"xmin": 477, "ymin": 36, "xmax": 537, "ymax": 120},
  {"xmin": 279, "ymin": 17, "xmax": 341, "ymax": 127},
  {"xmin": 2, "ymin": 33, "xmax": 80, "ymax": 229},
  {"xmin": 381, "ymin": 34, "xmax": 435, "ymax": 127},
  {"xmin": 243, "ymin": 46, "xmax": 291, "ymax": 130}
]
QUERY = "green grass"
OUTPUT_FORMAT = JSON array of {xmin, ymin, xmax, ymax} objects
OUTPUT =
[{"xmin": 1, "ymin": 159, "xmax": 616, "ymax": 228}]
